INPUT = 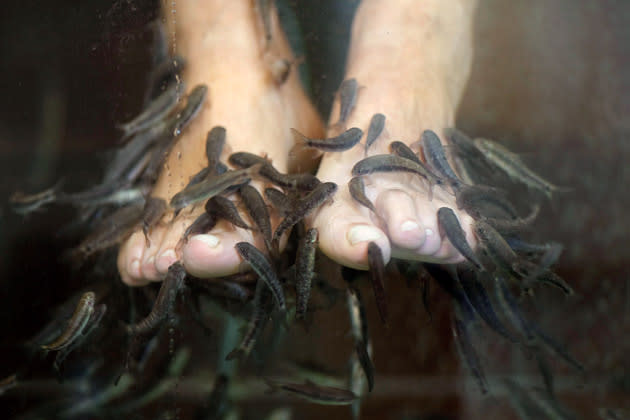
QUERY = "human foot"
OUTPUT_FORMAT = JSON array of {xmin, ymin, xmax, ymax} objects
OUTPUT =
[
  {"xmin": 310, "ymin": 0, "xmax": 479, "ymax": 269},
  {"xmin": 117, "ymin": 0, "xmax": 324, "ymax": 286}
]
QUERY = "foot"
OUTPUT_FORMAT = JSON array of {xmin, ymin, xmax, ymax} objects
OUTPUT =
[
  {"xmin": 311, "ymin": 0, "xmax": 479, "ymax": 269},
  {"xmin": 117, "ymin": 0, "xmax": 324, "ymax": 286}
]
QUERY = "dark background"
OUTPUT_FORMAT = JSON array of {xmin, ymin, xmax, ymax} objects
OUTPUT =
[{"xmin": 0, "ymin": 0, "xmax": 628, "ymax": 419}]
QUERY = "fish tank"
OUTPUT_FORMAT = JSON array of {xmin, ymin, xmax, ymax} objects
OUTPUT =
[{"xmin": 1, "ymin": 0, "xmax": 628, "ymax": 419}]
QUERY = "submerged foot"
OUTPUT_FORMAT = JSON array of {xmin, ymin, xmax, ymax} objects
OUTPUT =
[
  {"xmin": 117, "ymin": 0, "xmax": 323, "ymax": 286},
  {"xmin": 311, "ymin": 0, "xmax": 479, "ymax": 269}
]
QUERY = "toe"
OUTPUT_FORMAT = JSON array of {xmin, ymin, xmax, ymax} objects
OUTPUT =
[
  {"xmin": 117, "ymin": 231, "xmax": 148, "ymax": 286},
  {"xmin": 313, "ymin": 197, "xmax": 391, "ymax": 270},
  {"xmin": 183, "ymin": 222, "xmax": 260, "ymax": 278},
  {"xmin": 140, "ymin": 226, "xmax": 167, "ymax": 281},
  {"xmin": 414, "ymin": 200, "xmax": 443, "ymax": 256},
  {"xmin": 154, "ymin": 215, "xmax": 189, "ymax": 275},
  {"xmin": 375, "ymin": 189, "xmax": 425, "ymax": 250}
]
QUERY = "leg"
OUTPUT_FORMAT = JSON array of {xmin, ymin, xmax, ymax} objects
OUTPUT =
[
  {"xmin": 117, "ymin": 0, "xmax": 324, "ymax": 286},
  {"xmin": 311, "ymin": 0, "xmax": 479, "ymax": 269}
]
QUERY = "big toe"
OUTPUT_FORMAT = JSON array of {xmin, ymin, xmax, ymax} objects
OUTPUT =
[{"xmin": 182, "ymin": 222, "xmax": 262, "ymax": 278}]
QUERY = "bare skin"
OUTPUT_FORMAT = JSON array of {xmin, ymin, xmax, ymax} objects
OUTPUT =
[
  {"xmin": 310, "ymin": 0, "xmax": 478, "ymax": 269},
  {"xmin": 117, "ymin": 0, "xmax": 323, "ymax": 285},
  {"xmin": 117, "ymin": 0, "xmax": 477, "ymax": 285}
]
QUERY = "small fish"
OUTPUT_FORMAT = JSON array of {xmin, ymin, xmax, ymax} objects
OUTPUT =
[
  {"xmin": 348, "ymin": 352, "xmax": 367, "ymax": 420},
  {"xmin": 104, "ymin": 125, "xmax": 165, "ymax": 184},
  {"xmin": 443, "ymin": 127, "xmax": 496, "ymax": 182},
  {"xmin": 474, "ymin": 138, "xmax": 571, "ymax": 198},
  {"xmin": 182, "ymin": 212, "xmax": 217, "ymax": 242},
  {"xmin": 483, "ymin": 204, "xmax": 540, "ymax": 234},
  {"xmin": 367, "ymin": 242, "xmax": 388, "ymax": 325},
  {"xmin": 354, "ymin": 340, "xmax": 374, "ymax": 392},
  {"xmin": 504, "ymin": 237, "xmax": 558, "ymax": 255},
  {"xmin": 530, "ymin": 317, "xmax": 584, "ymax": 373},
  {"xmin": 389, "ymin": 141, "xmax": 422, "ymax": 164},
  {"xmin": 71, "ymin": 202, "xmax": 144, "ymax": 259},
  {"xmin": 170, "ymin": 166, "xmax": 259, "ymax": 212},
  {"xmin": 42, "ymin": 292, "xmax": 96, "ymax": 351},
  {"xmin": 352, "ymin": 154, "xmax": 437, "ymax": 183},
  {"xmin": 172, "ymin": 84, "xmax": 208, "ymax": 137},
  {"xmin": 61, "ymin": 186, "xmax": 146, "ymax": 208},
  {"xmin": 10, "ymin": 180, "xmax": 63, "ymax": 215},
  {"xmin": 206, "ymin": 126, "xmax": 226, "ymax": 174},
  {"xmin": 239, "ymin": 185, "xmax": 273, "ymax": 252},
  {"xmin": 145, "ymin": 56, "xmax": 187, "ymax": 104},
  {"xmin": 235, "ymin": 242, "xmax": 285, "ymax": 312},
  {"xmin": 264, "ymin": 378, "xmax": 357, "ymax": 405},
  {"xmin": 138, "ymin": 84, "xmax": 209, "ymax": 183},
  {"xmin": 437, "ymin": 207, "xmax": 484, "ymax": 270},
  {"xmin": 229, "ymin": 152, "xmax": 321, "ymax": 191},
  {"xmin": 142, "ymin": 197, "xmax": 167, "ymax": 244},
  {"xmin": 494, "ymin": 276, "xmax": 535, "ymax": 341},
  {"xmin": 424, "ymin": 263, "xmax": 476, "ymax": 321},
  {"xmin": 458, "ymin": 269, "xmax": 518, "ymax": 342},
  {"xmin": 205, "ymin": 196, "xmax": 251, "ymax": 230},
  {"xmin": 534, "ymin": 351, "xmax": 555, "ymax": 397},
  {"xmin": 226, "ymin": 280, "xmax": 273, "ymax": 361},
  {"xmin": 54, "ymin": 303, "xmax": 107, "ymax": 370},
  {"xmin": 453, "ymin": 315, "xmax": 488, "ymax": 394},
  {"xmin": 291, "ymin": 127, "xmax": 363, "ymax": 152},
  {"xmin": 295, "ymin": 228, "xmax": 318, "ymax": 319},
  {"xmin": 364, "ymin": 113, "xmax": 386, "ymax": 154},
  {"xmin": 118, "ymin": 81, "xmax": 186, "ymax": 139},
  {"xmin": 512, "ymin": 260, "xmax": 574, "ymax": 296},
  {"xmin": 348, "ymin": 176, "xmax": 377, "ymax": 215},
  {"xmin": 264, "ymin": 188, "xmax": 293, "ymax": 215},
  {"xmin": 421, "ymin": 130, "xmax": 464, "ymax": 190},
  {"xmin": 346, "ymin": 287, "xmax": 369, "ymax": 345},
  {"xmin": 204, "ymin": 374, "xmax": 230, "ymax": 419},
  {"xmin": 126, "ymin": 262, "xmax": 187, "ymax": 335},
  {"xmin": 186, "ymin": 167, "xmax": 211, "ymax": 189},
  {"xmin": 272, "ymin": 182, "xmax": 337, "ymax": 243},
  {"xmin": 455, "ymin": 184, "xmax": 519, "ymax": 220},
  {"xmin": 0, "ymin": 373, "xmax": 17, "ymax": 396},
  {"xmin": 473, "ymin": 219, "xmax": 519, "ymax": 274},
  {"xmin": 335, "ymin": 78, "xmax": 359, "ymax": 128},
  {"xmin": 387, "ymin": 142, "xmax": 443, "ymax": 199}
]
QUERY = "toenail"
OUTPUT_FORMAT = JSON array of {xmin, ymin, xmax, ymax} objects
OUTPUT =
[
  {"xmin": 192, "ymin": 234, "xmax": 220, "ymax": 248},
  {"xmin": 129, "ymin": 259, "xmax": 141, "ymax": 277},
  {"xmin": 156, "ymin": 249, "xmax": 177, "ymax": 271},
  {"xmin": 425, "ymin": 228, "xmax": 434, "ymax": 236},
  {"xmin": 347, "ymin": 225, "xmax": 382, "ymax": 245},
  {"xmin": 401, "ymin": 220, "xmax": 420, "ymax": 232}
]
